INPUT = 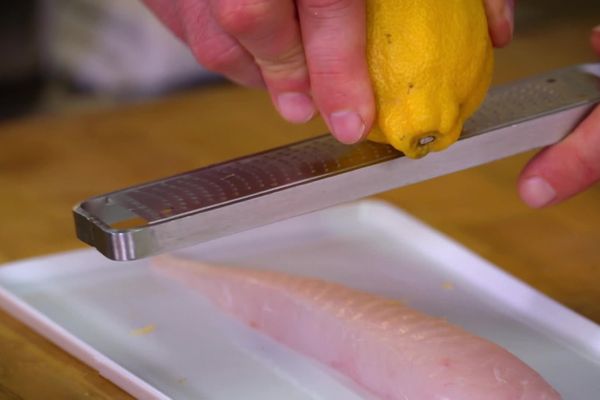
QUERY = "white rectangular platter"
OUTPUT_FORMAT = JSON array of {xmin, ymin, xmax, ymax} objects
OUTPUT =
[{"xmin": 1, "ymin": 200, "xmax": 599, "ymax": 399}]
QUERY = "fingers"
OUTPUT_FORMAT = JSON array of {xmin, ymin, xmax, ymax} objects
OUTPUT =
[
  {"xmin": 178, "ymin": 0, "xmax": 264, "ymax": 88},
  {"xmin": 146, "ymin": 0, "xmax": 376, "ymax": 143},
  {"xmin": 211, "ymin": 0, "xmax": 315, "ymax": 123},
  {"xmin": 211, "ymin": 0, "xmax": 375, "ymax": 139},
  {"xmin": 210, "ymin": 0, "xmax": 375, "ymax": 138},
  {"xmin": 297, "ymin": 0, "xmax": 374, "ymax": 144},
  {"xmin": 518, "ymin": 105, "xmax": 600, "ymax": 208},
  {"xmin": 484, "ymin": 0, "xmax": 515, "ymax": 48}
]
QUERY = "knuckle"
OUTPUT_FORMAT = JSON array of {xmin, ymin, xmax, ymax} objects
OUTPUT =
[
  {"xmin": 310, "ymin": 67, "xmax": 345, "ymax": 83},
  {"xmin": 307, "ymin": 53, "xmax": 347, "ymax": 79},
  {"xmin": 194, "ymin": 42, "xmax": 243, "ymax": 72},
  {"xmin": 215, "ymin": 0, "xmax": 272, "ymax": 35},
  {"xmin": 256, "ymin": 43, "xmax": 306, "ymax": 75},
  {"xmin": 302, "ymin": 0, "xmax": 354, "ymax": 20}
]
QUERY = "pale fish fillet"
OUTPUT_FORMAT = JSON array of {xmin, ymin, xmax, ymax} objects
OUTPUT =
[{"xmin": 153, "ymin": 256, "xmax": 561, "ymax": 400}]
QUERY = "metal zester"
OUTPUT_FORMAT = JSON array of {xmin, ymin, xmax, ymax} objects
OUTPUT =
[{"xmin": 74, "ymin": 64, "xmax": 600, "ymax": 261}]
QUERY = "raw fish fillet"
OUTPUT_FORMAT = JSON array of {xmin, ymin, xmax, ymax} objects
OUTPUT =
[{"xmin": 153, "ymin": 256, "xmax": 561, "ymax": 400}]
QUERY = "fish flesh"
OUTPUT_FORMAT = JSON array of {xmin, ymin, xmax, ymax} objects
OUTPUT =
[
  {"xmin": 153, "ymin": 256, "xmax": 561, "ymax": 400},
  {"xmin": 153, "ymin": 256, "xmax": 560, "ymax": 399}
]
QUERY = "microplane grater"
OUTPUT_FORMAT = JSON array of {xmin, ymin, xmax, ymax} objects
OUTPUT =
[{"xmin": 74, "ymin": 64, "xmax": 600, "ymax": 261}]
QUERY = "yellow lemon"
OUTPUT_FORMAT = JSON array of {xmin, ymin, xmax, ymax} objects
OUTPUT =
[{"xmin": 366, "ymin": 0, "xmax": 494, "ymax": 158}]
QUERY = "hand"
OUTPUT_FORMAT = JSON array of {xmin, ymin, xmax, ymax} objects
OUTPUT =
[
  {"xmin": 518, "ymin": 27, "xmax": 600, "ymax": 208},
  {"xmin": 143, "ymin": 0, "xmax": 514, "ymax": 144}
]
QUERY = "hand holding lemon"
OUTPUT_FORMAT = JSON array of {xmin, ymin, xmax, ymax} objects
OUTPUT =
[
  {"xmin": 143, "ymin": 0, "xmax": 600, "ymax": 208},
  {"xmin": 143, "ymin": 0, "xmax": 513, "ymax": 146}
]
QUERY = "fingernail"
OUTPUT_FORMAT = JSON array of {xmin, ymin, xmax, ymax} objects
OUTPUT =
[
  {"xmin": 521, "ymin": 177, "xmax": 556, "ymax": 208},
  {"xmin": 593, "ymin": 24, "xmax": 600, "ymax": 34},
  {"xmin": 277, "ymin": 92, "xmax": 316, "ymax": 124},
  {"xmin": 505, "ymin": 0, "xmax": 515, "ymax": 38},
  {"xmin": 329, "ymin": 110, "xmax": 366, "ymax": 144}
]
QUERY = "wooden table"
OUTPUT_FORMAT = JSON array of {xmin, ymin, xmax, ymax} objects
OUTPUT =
[{"xmin": 1, "ymin": 2, "xmax": 599, "ymax": 398}]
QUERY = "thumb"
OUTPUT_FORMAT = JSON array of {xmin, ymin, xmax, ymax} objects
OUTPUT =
[
  {"xmin": 518, "ymin": 105, "xmax": 600, "ymax": 208},
  {"xmin": 518, "ymin": 26, "xmax": 600, "ymax": 208}
]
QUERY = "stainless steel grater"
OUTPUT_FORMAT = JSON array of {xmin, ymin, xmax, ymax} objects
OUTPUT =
[{"xmin": 74, "ymin": 64, "xmax": 600, "ymax": 261}]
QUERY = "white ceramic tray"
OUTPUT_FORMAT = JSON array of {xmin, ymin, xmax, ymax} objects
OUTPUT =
[{"xmin": 1, "ymin": 201, "xmax": 599, "ymax": 399}]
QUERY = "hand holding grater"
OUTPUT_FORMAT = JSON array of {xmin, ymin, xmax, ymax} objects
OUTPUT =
[{"xmin": 73, "ymin": 64, "xmax": 600, "ymax": 261}]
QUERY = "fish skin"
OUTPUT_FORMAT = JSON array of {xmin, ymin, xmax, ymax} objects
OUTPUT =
[{"xmin": 153, "ymin": 256, "xmax": 561, "ymax": 400}]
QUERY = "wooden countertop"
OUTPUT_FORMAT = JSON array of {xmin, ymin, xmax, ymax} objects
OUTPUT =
[{"xmin": 1, "ymin": 2, "xmax": 599, "ymax": 398}]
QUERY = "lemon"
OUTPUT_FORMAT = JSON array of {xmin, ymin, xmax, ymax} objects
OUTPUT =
[{"xmin": 366, "ymin": 0, "xmax": 494, "ymax": 158}]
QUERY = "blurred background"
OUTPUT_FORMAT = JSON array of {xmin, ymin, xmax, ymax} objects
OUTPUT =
[
  {"xmin": 0, "ymin": 0, "xmax": 598, "ymax": 121},
  {"xmin": 0, "ymin": 0, "xmax": 218, "ymax": 120}
]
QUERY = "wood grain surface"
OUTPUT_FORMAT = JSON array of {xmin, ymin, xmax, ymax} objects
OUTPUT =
[{"xmin": 1, "ymin": 1, "xmax": 599, "ymax": 398}]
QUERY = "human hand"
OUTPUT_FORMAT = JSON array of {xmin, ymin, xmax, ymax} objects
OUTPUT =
[
  {"xmin": 518, "ymin": 27, "xmax": 600, "ymax": 208},
  {"xmin": 143, "ymin": 0, "xmax": 514, "ymax": 144}
]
